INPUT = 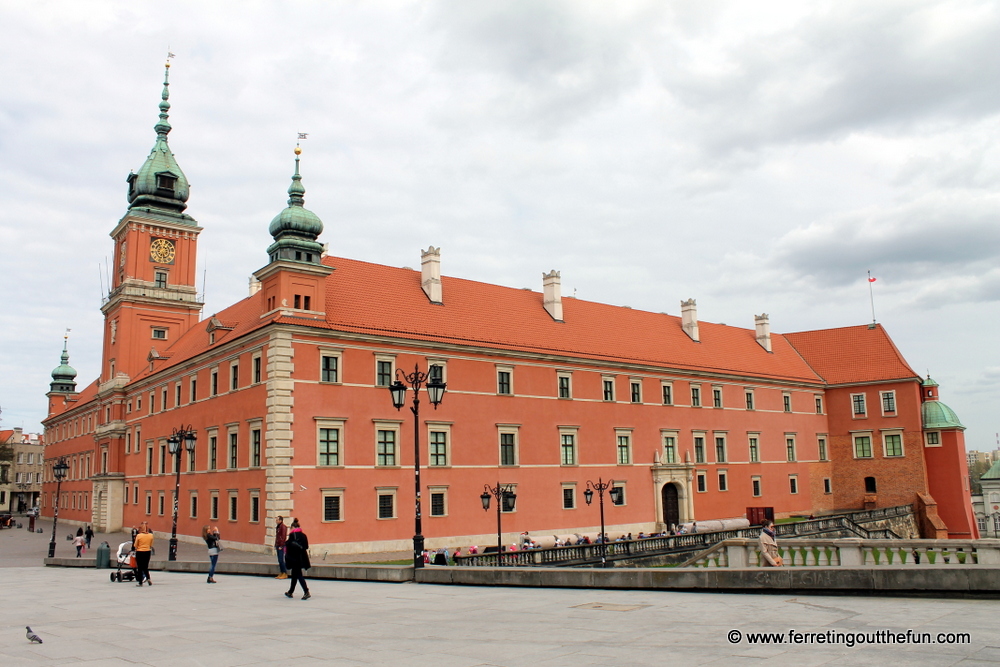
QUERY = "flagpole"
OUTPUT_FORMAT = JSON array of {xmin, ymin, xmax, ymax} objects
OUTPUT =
[{"xmin": 868, "ymin": 270, "xmax": 876, "ymax": 325}]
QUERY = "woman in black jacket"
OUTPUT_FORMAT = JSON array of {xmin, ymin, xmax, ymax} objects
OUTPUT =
[{"xmin": 283, "ymin": 518, "xmax": 311, "ymax": 600}]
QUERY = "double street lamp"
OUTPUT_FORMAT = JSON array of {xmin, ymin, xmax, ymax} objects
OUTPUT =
[
  {"xmin": 584, "ymin": 478, "xmax": 623, "ymax": 567},
  {"xmin": 167, "ymin": 425, "xmax": 197, "ymax": 561},
  {"xmin": 480, "ymin": 482, "xmax": 517, "ymax": 563},
  {"xmin": 47, "ymin": 457, "xmax": 69, "ymax": 558},
  {"xmin": 388, "ymin": 364, "xmax": 446, "ymax": 569}
]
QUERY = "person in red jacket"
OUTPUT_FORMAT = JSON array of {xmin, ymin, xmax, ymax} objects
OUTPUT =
[{"xmin": 274, "ymin": 515, "xmax": 288, "ymax": 580}]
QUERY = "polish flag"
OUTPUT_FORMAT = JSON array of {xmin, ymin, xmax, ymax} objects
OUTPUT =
[{"xmin": 868, "ymin": 276, "xmax": 877, "ymax": 283}]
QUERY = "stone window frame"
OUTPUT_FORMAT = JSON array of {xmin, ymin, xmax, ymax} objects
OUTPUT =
[
  {"xmin": 747, "ymin": 432, "xmax": 760, "ymax": 463},
  {"xmin": 925, "ymin": 431, "xmax": 941, "ymax": 447},
  {"xmin": 851, "ymin": 392, "xmax": 867, "ymax": 418},
  {"xmin": 248, "ymin": 419, "xmax": 263, "ymax": 468},
  {"xmin": 714, "ymin": 432, "xmax": 727, "ymax": 463},
  {"xmin": 374, "ymin": 353, "xmax": 396, "ymax": 388},
  {"xmin": 428, "ymin": 485, "xmax": 448, "ymax": 517},
  {"xmin": 426, "ymin": 421, "xmax": 453, "ymax": 468},
  {"xmin": 611, "ymin": 481, "xmax": 626, "ymax": 506},
  {"xmin": 785, "ymin": 434, "xmax": 797, "ymax": 462},
  {"xmin": 189, "ymin": 491, "xmax": 198, "ymax": 518},
  {"xmin": 823, "ymin": 478, "xmax": 832, "ymax": 494},
  {"xmin": 252, "ymin": 351, "xmax": 263, "ymax": 384},
  {"xmin": 206, "ymin": 428, "xmax": 219, "ymax": 471},
  {"xmin": 228, "ymin": 490, "xmax": 238, "ymax": 522},
  {"xmin": 782, "ymin": 392, "xmax": 792, "ymax": 413},
  {"xmin": 210, "ymin": 491, "xmax": 219, "ymax": 521},
  {"xmin": 557, "ymin": 371, "xmax": 573, "ymax": 400},
  {"xmin": 880, "ymin": 390, "xmax": 897, "ymax": 416},
  {"xmin": 227, "ymin": 424, "xmax": 240, "ymax": 470},
  {"xmin": 602, "ymin": 375, "xmax": 616, "ymax": 402},
  {"xmin": 852, "ymin": 431, "xmax": 874, "ymax": 459},
  {"xmin": 374, "ymin": 420, "xmax": 403, "ymax": 467},
  {"xmin": 376, "ymin": 487, "xmax": 398, "ymax": 520},
  {"xmin": 789, "ymin": 475, "xmax": 799, "ymax": 495},
  {"xmin": 629, "ymin": 378, "xmax": 642, "ymax": 404},
  {"xmin": 157, "ymin": 491, "xmax": 165, "ymax": 516},
  {"xmin": 745, "ymin": 388, "xmax": 755, "ymax": 411},
  {"xmin": 814, "ymin": 394, "xmax": 824, "ymax": 414},
  {"xmin": 496, "ymin": 365, "xmax": 514, "ymax": 396},
  {"xmin": 321, "ymin": 488, "xmax": 345, "ymax": 523},
  {"xmin": 498, "ymin": 424, "xmax": 520, "ymax": 467},
  {"xmin": 712, "ymin": 385, "xmax": 723, "ymax": 409},
  {"xmin": 249, "ymin": 489, "xmax": 261, "ymax": 524},
  {"xmin": 316, "ymin": 418, "xmax": 346, "ymax": 467},
  {"xmin": 690, "ymin": 383, "xmax": 702, "ymax": 408},
  {"xmin": 145, "ymin": 491, "xmax": 152, "ymax": 515},
  {"xmin": 693, "ymin": 431, "xmax": 706, "ymax": 464},
  {"xmin": 230, "ymin": 360, "xmax": 240, "ymax": 392},
  {"xmin": 561, "ymin": 482, "xmax": 576, "ymax": 510},
  {"xmin": 426, "ymin": 357, "xmax": 448, "ymax": 384},
  {"xmin": 752, "ymin": 475, "xmax": 762, "ymax": 497},
  {"xmin": 661, "ymin": 430, "xmax": 679, "ymax": 464},
  {"xmin": 717, "ymin": 469, "xmax": 728, "ymax": 492},
  {"xmin": 319, "ymin": 348, "xmax": 343, "ymax": 384},
  {"xmin": 882, "ymin": 429, "xmax": 904, "ymax": 458},
  {"xmin": 696, "ymin": 470, "xmax": 707, "ymax": 493},
  {"xmin": 661, "ymin": 381, "xmax": 673, "ymax": 406},
  {"xmin": 615, "ymin": 428, "xmax": 633, "ymax": 465},
  {"xmin": 817, "ymin": 434, "xmax": 829, "ymax": 461},
  {"xmin": 558, "ymin": 426, "xmax": 579, "ymax": 466}
]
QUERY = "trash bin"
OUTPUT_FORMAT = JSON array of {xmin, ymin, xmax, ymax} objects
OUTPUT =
[{"xmin": 95, "ymin": 541, "xmax": 110, "ymax": 569}]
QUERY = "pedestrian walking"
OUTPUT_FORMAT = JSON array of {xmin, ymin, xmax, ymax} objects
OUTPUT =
[
  {"xmin": 133, "ymin": 522, "xmax": 154, "ymax": 585},
  {"xmin": 84, "ymin": 525, "xmax": 94, "ymax": 549},
  {"xmin": 274, "ymin": 516, "xmax": 288, "ymax": 580},
  {"xmin": 759, "ymin": 519, "xmax": 782, "ymax": 567},
  {"xmin": 283, "ymin": 518, "xmax": 311, "ymax": 600},
  {"xmin": 203, "ymin": 525, "xmax": 220, "ymax": 583},
  {"xmin": 73, "ymin": 528, "xmax": 85, "ymax": 557}
]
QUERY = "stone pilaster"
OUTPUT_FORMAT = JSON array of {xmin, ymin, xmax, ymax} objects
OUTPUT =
[{"xmin": 264, "ymin": 330, "xmax": 295, "ymax": 547}]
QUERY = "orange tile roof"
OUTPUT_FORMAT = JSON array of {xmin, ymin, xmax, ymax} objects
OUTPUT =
[
  {"xmin": 784, "ymin": 324, "xmax": 919, "ymax": 385},
  {"xmin": 0, "ymin": 429, "xmax": 13, "ymax": 444},
  {"xmin": 136, "ymin": 257, "xmax": 922, "ymax": 388}
]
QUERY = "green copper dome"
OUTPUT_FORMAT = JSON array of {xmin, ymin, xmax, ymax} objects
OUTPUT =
[
  {"xmin": 50, "ymin": 340, "xmax": 77, "ymax": 393},
  {"xmin": 266, "ymin": 146, "xmax": 324, "ymax": 263},
  {"xmin": 126, "ymin": 62, "xmax": 193, "ymax": 220},
  {"xmin": 922, "ymin": 401, "xmax": 964, "ymax": 430},
  {"xmin": 982, "ymin": 460, "xmax": 1000, "ymax": 481}
]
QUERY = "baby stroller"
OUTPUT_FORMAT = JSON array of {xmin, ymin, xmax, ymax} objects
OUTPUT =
[{"xmin": 110, "ymin": 541, "xmax": 137, "ymax": 582}]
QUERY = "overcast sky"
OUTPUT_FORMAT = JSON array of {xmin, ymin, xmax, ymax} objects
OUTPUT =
[{"xmin": 1, "ymin": 0, "xmax": 997, "ymax": 448}]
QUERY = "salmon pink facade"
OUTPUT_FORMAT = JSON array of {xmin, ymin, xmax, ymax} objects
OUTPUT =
[{"xmin": 41, "ymin": 69, "xmax": 977, "ymax": 554}]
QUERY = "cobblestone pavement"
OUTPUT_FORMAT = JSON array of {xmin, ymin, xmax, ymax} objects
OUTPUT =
[{"xmin": 3, "ymin": 524, "xmax": 1000, "ymax": 666}]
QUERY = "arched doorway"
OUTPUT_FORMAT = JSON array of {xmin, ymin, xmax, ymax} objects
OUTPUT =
[{"xmin": 661, "ymin": 483, "xmax": 680, "ymax": 528}]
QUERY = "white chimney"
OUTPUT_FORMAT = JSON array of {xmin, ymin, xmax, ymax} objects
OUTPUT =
[
  {"xmin": 248, "ymin": 276, "xmax": 262, "ymax": 296},
  {"xmin": 421, "ymin": 246, "xmax": 443, "ymax": 304},
  {"xmin": 543, "ymin": 270, "xmax": 563, "ymax": 322},
  {"xmin": 681, "ymin": 298, "xmax": 699, "ymax": 342},
  {"xmin": 755, "ymin": 313, "xmax": 772, "ymax": 352}
]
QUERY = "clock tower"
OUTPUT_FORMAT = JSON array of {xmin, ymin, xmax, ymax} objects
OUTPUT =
[{"xmin": 101, "ymin": 61, "xmax": 204, "ymax": 383}]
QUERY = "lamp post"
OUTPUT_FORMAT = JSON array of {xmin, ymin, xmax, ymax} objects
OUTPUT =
[
  {"xmin": 388, "ymin": 364, "xmax": 446, "ymax": 569},
  {"xmin": 47, "ymin": 457, "xmax": 69, "ymax": 558},
  {"xmin": 167, "ymin": 425, "xmax": 197, "ymax": 561},
  {"xmin": 480, "ymin": 482, "xmax": 517, "ymax": 564},
  {"xmin": 584, "ymin": 478, "xmax": 622, "ymax": 568}
]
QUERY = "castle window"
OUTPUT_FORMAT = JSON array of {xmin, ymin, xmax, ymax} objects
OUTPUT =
[
  {"xmin": 745, "ymin": 390, "xmax": 754, "ymax": 410},
  {"xmin": 748, "ymin": 435, "xmax": 759, "ymax": 463},
  {"xmin": 823, "ymin": 478, "xmax": 832, "ymax": 494},
  {"xmin": 154, "ymin": 271, "xmax": 167, "ymax": 288},
  {"xmin": 881, "ymin": 391, "xmax": 897, "ymax": 415},
  {"xmin": 322, "ymin": 492, "xmax": 343, "ymax": 522},
  {"xmin": 662, "ymin": 433, "xmax": 677, "ymax": 464},
  {"xmin": 377, "ymin": 430, "xmax": 397, "ymax": 467},
  {"xmin": 156, "ymin": 174, "xmax": 177, "ymax": 191},
  {"xmin": 500, "ymin": 431, "xmax": 518, "ymax": 466},
  {"xmin": 713, "ymin": 387, "xmax": 723, "ymax": 408},
  {"xmin": 883, "ymin": 433, "xmax": 903, "ymax": 457},
  {"xmin": 852, "ymin": 393, "xmax": 867, "ymax": 417},
  {"xmin": 864, "ymin": 476, "xmax": 877, "ymax": 494},
  {"xmin": 783, "ymin": 393, "xmax": 792, "ymax": 413},
  {"xmin": 854, "ymin": 435, "xmax": 873, "ymax": 458},
  {"xmin": 318, "ymin": 426, "xmax": 341, "ymax": 466},
  {"xmin": 694, "ymin": 435, "xmax": 705, "ymax": 463},
  {"xmin": 926, "ymin": 432, "xmax": 940, "ymax": 446},
  {"xmin": 789, "ymin": 475, "xmax": 799, "ymax": 495},
  {"xmin": 818, "ymin": 437, "xmax": 828, "ymax": 461},
  {"xmin": 602, "ymin": 377, "xmax": 615, "ymax": 401},
  {"xmin": 377, "ymin": 490, "xmax": 396, "ymax": 519},
  {"xmin": 630, "ymin": 380, "xmax": 641, "ymax": 404},
  {"xmin": 715, "ymin": 435, "xmax": 727, "ymax": 463},
  {"xmin": 375, "ymin": 357, "xmax": 395, "ymax": 387},
  {"xmin": 690, "ymin": 385, "xmax": 701, "ymax": 407},
  {"xmin": 557, "ymin": 373, "xmax": 572, "ymax": 399},
  {"xmin": 752, "ymin": 476, "xmax": 762, "ymax": 497},
  {"xmin": 497, "ymin": 369, "xmax": 512, "ymax": 395},
  {"xmin": 320, "ymin": 353, "xmax": 340, "ymax": 383},
  {"xmin": 429, "ymin": 490, "xmax": 447, "ymax": 517},
  {"xmin": 560, "ymin": 431, "xmax": 577, "ymax": 466},
  {"xmin": 718, "ymin": 471, "xmax": 728, "ymax": 492},
  {"xmin": 617, "ymin": 433, "xmax": 632, "ymax": 465},
  {"xmin": 696, "ymin": 471, "xmax": 707, "ymax": 493},
  {"xmin": 661, "ymin": 383, "xmax": 673, "ymax": 405}
]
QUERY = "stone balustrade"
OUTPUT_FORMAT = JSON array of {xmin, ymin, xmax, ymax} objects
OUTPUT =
[{"xmin": 685, "ymin": 538, "xmax": 1000, "ymax": 568}]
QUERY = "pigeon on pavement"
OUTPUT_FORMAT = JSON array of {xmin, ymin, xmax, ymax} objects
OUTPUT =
[{"xmin": 26, "ymin": 626, "xmax": 43, "ymax": 643}]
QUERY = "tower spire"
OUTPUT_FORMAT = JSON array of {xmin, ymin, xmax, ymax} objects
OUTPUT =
[
  {"xmin": 266, "ymin": 138, "xmax": 324, "ymax": 264},
  {"xmin": 154, "ymin": 56, "xmax": 172, "ymax": 138}
]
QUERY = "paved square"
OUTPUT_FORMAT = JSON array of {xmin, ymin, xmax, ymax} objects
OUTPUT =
[{"xmin": 2, "ymin": 564, "xmax": 1000, "ymax": 666}]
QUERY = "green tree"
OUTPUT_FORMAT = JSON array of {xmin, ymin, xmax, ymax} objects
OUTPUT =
[{"xmin": 970, "ymin": 458, "xmax": 992, "ymax": 496}]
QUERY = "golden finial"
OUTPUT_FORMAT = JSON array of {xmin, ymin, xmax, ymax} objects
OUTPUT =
[{"xmin": 294, "ymin": 145, "xmax": 302, "ymax": 156}]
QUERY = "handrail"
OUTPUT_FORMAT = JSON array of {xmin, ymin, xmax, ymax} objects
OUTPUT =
[{"xmin": 454, "ymin": 505, "xmax": 910, "ymax": 568}]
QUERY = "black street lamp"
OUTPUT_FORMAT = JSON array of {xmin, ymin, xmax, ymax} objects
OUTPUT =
[
  {"xmin": 167, "ymin": 425, "xmax": 197, "ymax": 561},
  {"xmin": 480, "ymin": 482, "xmax": 517, "ymax": 563},
  {"xmin": 47, "ymin": 457, "xmax": 69, "ymax": 558},
  {"xmin": 584, "ymin": 478, "xmax": 622, "ymax": 568},
  {"xmin": 388, "ymin": 363, "xmax": 446, "ymax": 569}
]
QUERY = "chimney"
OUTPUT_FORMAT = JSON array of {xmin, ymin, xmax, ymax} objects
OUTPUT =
[
  {"xmin": 681, "ymin": 299, "xmax": 699, "ymax": 341},
  {"xmin": 754, "ymin": 313, "xmax": 772, "ymax": 352},
  {"xmin": 543, "ymin": 270, "xmax": 563, "ymax": 322},
  {"xmin": 248, "ymin": 276, "xmax": 262, "ymax": 296},
  {"xmin": 421, "ymin": 246, "xmax": 442, "ymax": 304}
]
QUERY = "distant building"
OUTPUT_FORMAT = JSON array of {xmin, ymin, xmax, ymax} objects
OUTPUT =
[
  {"xmin": 972, "ymin": 460, "xmax": 1000, "ymax": 538},
  {"xmin": 967, "ymin": 450, "xmax": 992, "ymax": 468},
  {"xmin": 1, "ymin": 428, "xmax": 44, "ymax": 513},
  {"xmin": 41, "ymin": 65, "xmax": 978, "ymax": 553}
]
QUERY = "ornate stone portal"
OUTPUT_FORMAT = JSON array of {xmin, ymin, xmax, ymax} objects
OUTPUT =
[{"xmin": 651, "ymin": 456, "xmax": 695, "ymax": 531}]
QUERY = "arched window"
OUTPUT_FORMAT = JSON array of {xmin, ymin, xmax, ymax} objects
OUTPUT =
[{"xmin": 864, "ymin": 476, "xmax": 877, "ymax": 494}]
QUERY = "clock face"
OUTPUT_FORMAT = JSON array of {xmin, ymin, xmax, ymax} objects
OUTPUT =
[{"xmin": 149, "ymin": 238, "xmax": 176, "ymax": 264}]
